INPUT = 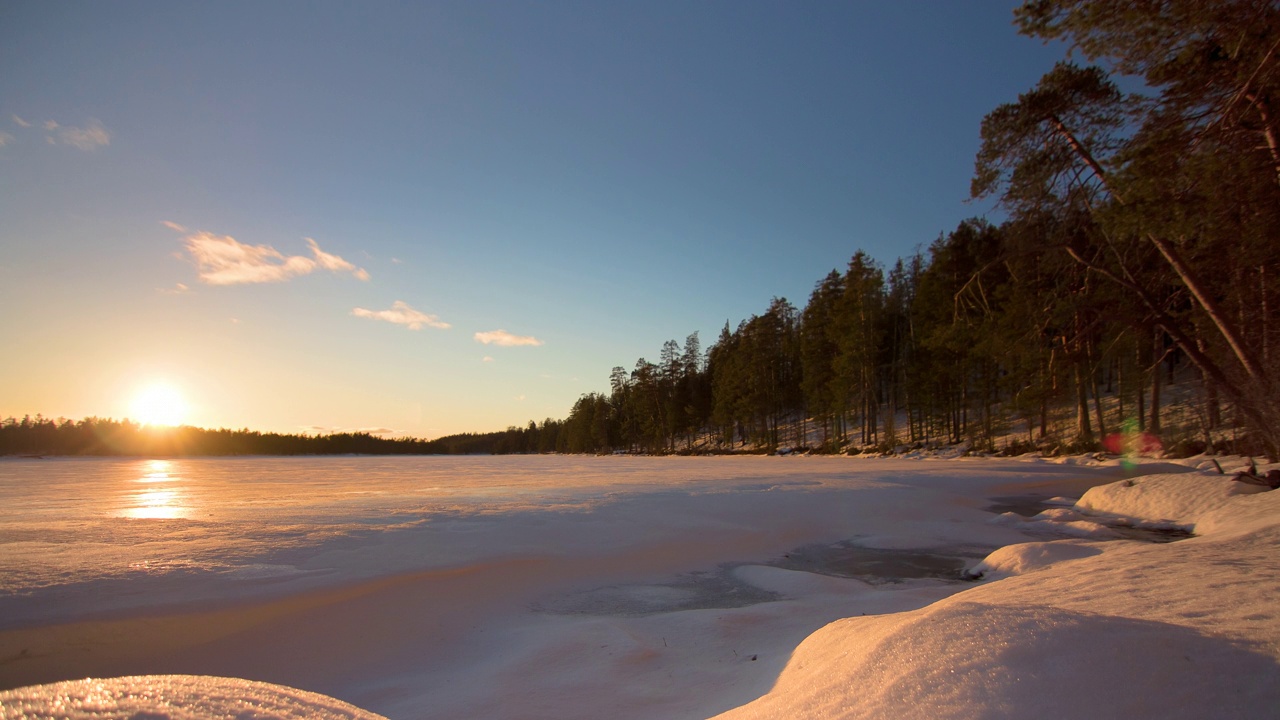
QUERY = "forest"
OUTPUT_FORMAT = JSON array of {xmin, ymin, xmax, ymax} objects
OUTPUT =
[
  {"xmin": 4, "ymin": 1, "xmax": 1278, "ymax": 461},
  {"xmin": 487, "ymin": 0, "xmax": 1280, "ymax": 461}
]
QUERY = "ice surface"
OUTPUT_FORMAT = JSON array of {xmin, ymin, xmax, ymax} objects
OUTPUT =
[
  {"xmin": 2, "ymin": 455, "xmax": 1275, "ymax": 719},
  {"xmin": 0, "ymin": 455, "xmax": 1065, "ymax": 629}
]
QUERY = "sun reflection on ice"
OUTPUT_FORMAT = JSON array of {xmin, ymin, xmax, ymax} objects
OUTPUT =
[
  {"xmin": 139, "ymin": 459, "xmax": 176, "ymax": 483},
  {"xmin": 123, "ymin": 460, "xmax": 192, "ymax": 519}
]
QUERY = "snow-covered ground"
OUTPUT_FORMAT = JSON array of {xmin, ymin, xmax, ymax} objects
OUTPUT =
[
  {"xmin": 714, "ymin": 460, "xmax": 1280, "ymax": 719},
  {"xmin": 1, "ymin": 455, "xmax": 1276, "ymax": 719},
  {"xmin": 0, "ymin": 675, "xmax": 386, "ymax": 720}
]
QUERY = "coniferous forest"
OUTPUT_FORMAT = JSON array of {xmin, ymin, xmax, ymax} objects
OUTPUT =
[
  {"xmin": 519, "ymin": 0, "xmax": 1280, "ymax": 461},
  {"xmin": 4, "ymin": 1, "xmax": 1278, "ymax": 460}
]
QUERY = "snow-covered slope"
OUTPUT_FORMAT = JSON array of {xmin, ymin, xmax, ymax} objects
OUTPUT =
[{"xmin": 714, "ymin": 469, "xmax": 1280, "ymax": 720}]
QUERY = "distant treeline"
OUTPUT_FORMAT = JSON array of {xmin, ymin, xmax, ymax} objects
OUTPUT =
[
  {"xmin": 0, "ymin": 415, "xmax": 569, "ymax": 458},
  {"xmin": 0, "ymin": 416, "xmax": 439, "ymax": 457}
]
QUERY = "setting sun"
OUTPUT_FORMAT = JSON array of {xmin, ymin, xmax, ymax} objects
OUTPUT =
[{"xmin": 129, "ymin": 383, "xmax": 189, "ymax": 427}]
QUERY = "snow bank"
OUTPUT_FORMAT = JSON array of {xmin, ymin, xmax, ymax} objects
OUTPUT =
[
  {"xmin": 0, "ymin": 675, "xmax": 387, "ymax": 719},
  {"xmin": 715, "ymin": 470, "xmax": 1280, "ymax": 720},
  {"xmin": 1195, "ymin": 477, "xmax": 1280, "ymax": 538},
  {"xmin": 1076, "ymin": 471, "xmax": 1273, "ymax": 528},
  {"xmin": 963, "ymin": 539, "xmax": 1104, "ymax": 580},
  {"xmin": 987, "ymin": 507, "xmax": 1122, "ymax": 540},
  {"xmin": 714, "ymin": 597, "xmax": 1278, "ymax": 720}
]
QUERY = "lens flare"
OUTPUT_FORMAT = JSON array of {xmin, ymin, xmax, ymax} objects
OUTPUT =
[{"xmin": 1103, "ymin": 418, "xmax": 1163, "ymax": 470}]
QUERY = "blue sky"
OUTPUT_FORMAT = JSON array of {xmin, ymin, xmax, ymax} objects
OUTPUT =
[{"xmin": 0, "ymin": 1, "xmax": 1064, "ymax": 437}]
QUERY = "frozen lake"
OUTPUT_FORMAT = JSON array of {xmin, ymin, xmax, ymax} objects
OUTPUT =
[{"xmin": 0, "ymin": 454, "xmax": 1129, "ymax": 717}]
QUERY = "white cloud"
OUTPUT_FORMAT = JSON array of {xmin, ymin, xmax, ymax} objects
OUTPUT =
[
  {"xmin": 0, "ymin": 132, "xmax": 12, "ymax": 147},
  {"xmin": 55, "ymin": 120, "xmax": 110, "ymax": 150},
  {"xmin": 482, "ymin": 356, "xmax": 495, "ymax": 363},
  {"xmin": 351, "ymin": 300, "xmax": 450, "ymax": 331},
  {"xmin": 158, "ymin": 282, "xmax": 190, "ymax": 295},
  {"xmin": 306, "ymin": 237, "xmax": 370, "ymax": 281},
  {"xmin": 186, "ymin": 232, "xmax": 312, "ymax": 284},
  {"xmin": 474, "ymin": 329, "xmax": 544, "ymax": 347},
  {"xmin": 12, "ymin": 115, "xmax": 31, "ymax": 128},
  {"xmin": 162, "ymin": 220, "xmax": 188, "ymax": 232},
  {"xmin": 43, "ymin": 120, "xmax": 58, "ymax": 131},
  {"xmin": 183, "ymin": 231, "xmax": 369, "ymax": 285}
]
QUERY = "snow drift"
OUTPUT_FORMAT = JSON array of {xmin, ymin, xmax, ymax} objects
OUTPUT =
[{"xmin": 714, "ymin": 467, "xmax": 1280, "ymax": 719}]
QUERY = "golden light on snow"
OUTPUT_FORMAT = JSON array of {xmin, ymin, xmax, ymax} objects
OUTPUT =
[
  {"xmin": 124, "ymin": 488, "xmax": 187, "ymax": 519},
  {"xmin": 123, "ymin": 460, "xmax": 191, "ymax": 519},
  {"xmin": 129, "ymin": 382, "xmax": 189, "ymax": 427}
]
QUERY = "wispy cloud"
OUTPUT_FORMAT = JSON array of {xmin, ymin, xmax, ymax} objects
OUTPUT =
[
  {"xmin": 158, "ymin": 282, "xmax": 190, "ymax": 295},
  {"xmin": 482, "ymin": 356, "xmax": 495, "ymax": 363},
  {"xmin": 351, "ymin": 301, "xmax": 450, "ymax": 330},
  {"xmin": 475, "ymin": 329, "xmax": 544, "ymax": 347},
  {"xmin": 55, "ymin": 120, "xmax": 110, "ymax": 150},
  {"xmin": 304, "ymin": 425, "xmax": 396, "ymax": 436},
  {"xmin": 186, "ymin": 232, "xmax": 314, "ymax": 284},
  {"xmin": 162, "ymin": 220, "xmax": 188, "ymax": 232},
  {"xmin": 306, "ymin": 237, "xmax": 370, "ymax": 281},
  {"xmin": 5, "ymin": 116, "xmax": 111, "ymax": 151},
  {"xmin": 179, "ymin": 229, "xmax": 370, "ymax": 285}
]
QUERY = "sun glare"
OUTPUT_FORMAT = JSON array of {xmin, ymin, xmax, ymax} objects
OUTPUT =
[{"xmin": 130, "ymin": 383, "xmax": 189, "ymax": 427}]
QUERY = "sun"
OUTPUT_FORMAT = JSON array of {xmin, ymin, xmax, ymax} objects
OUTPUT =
[{"xmin": 130, "ymin": 382, "xmax": 189, "ymax": 427}]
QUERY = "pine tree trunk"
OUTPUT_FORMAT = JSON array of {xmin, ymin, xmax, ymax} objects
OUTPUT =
[
  {"xmin": 1150, "ymin": 333, "xmax": 1162, "ymax": 435},
  {"xmin": 1198, "ymin": 339, "xmax": 1220, "ymax": 430},
  {"xmin": 1076, "ymin": 357, "xmax": 1093, "ymax": 443},
  {"xmin": 1117, "ymin": 353, "xmax": 1126, "ymax": 424},
  {"xmin": 1090, "ymin": 342, "xmax": 1106, "ymax": 440},
  {"xmin": 1136, "ymin": 340, "xmax": 1147, "ymax": 433},
  {"xmin": 1039, "ymin": 356, "xmax": 1050, "ymax": 440},
  {"xmin": 1261, "ymin": 265, "xmax": 1270, "ymax": 368},
  {"xmin": 1092, "ymin": 372, "xmax": 1107, "ymax": 442}
]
